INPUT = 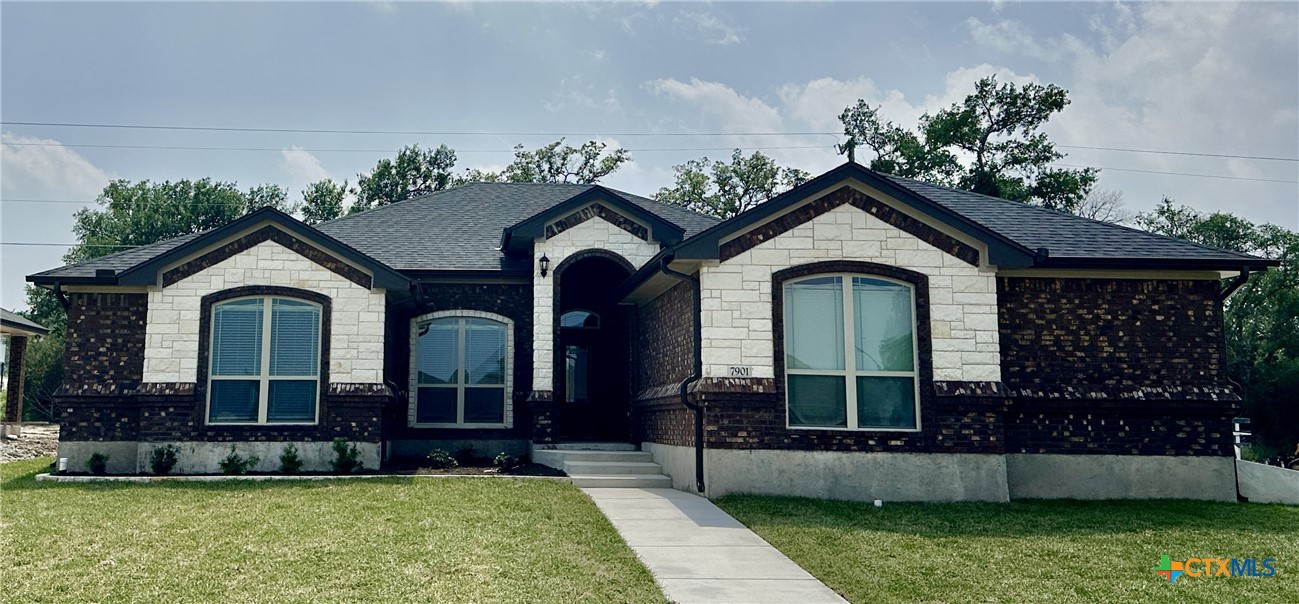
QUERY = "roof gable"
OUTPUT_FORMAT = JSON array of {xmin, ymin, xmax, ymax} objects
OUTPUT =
[
  {"xmin": 29, "ymin": 207, "xmax": 410, "ymax": 290},
  {"xmin": 500, "ymin": 186, "xmax": 685, "ymax": 253}
]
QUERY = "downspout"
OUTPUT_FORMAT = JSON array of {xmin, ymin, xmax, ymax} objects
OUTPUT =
[
  {"xmin": 1219, "ymin": 267, "xmax": 1252, "ymax": 501},
  {"xmin": 52, "ymin": 282, "xmax": 71, "ymax": 311},
  {"xmin": 658, "ymin": 254, "xmax": 705, "ymax": 494}
]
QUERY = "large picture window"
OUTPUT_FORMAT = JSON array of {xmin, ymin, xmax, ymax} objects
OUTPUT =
[
  {"xmin": 783, "ymin": 274, "xmax": 919, "ymax": 430},
  {"xmin": 411, "ymin": 314, "xmax": 511, "ymax": 427},
  {"xmin": 208, "ymin": 296, "xmax": 321, "ymax": 424}
]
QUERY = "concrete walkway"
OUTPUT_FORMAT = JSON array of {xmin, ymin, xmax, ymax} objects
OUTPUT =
[{"xmin": 583, "ymin": 487, "xmax": 846, "ymax": 604}]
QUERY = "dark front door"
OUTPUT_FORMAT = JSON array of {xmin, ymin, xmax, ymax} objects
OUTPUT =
[{"xmin": 556, "ymin": 255, "xmax": 631, "ymax": 442}]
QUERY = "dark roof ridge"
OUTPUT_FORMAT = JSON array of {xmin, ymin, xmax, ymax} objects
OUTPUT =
[
  {"xmin": 884, "ymin": 174, "xmax": 1264, "ymax": 262},
  {"xmin": 317, "ymin": 185, "xmax": 465, "ymax": 227},
  {"xmin": 603, "ymin": 187, "xmax": 723, "ymax": 225}
]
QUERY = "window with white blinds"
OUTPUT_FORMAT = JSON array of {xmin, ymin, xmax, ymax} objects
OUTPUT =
[
  {"xmin": 208, "ymin": 297, "xmax": 322, "ymax": 424},
  {"xmin": 411, "ymin": 314, "xmax": 511, "ymax": 427},
  {"xmin": 783, "ymin": 274, "xmax": 920, "ymax": 431}
]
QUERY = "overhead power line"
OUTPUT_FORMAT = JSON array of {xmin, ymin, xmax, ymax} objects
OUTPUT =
[
  {"xmin": 1051, "ymin": 164, "xmax": 1298, "ymax": 184},
  {"xmin": 0, "ymin": 241, "xmax": 138, "ymax": 248},
  {"xmin": 3, "ymin": 119, "xmax": 1296, "ymax": 162},
  {"xmin": 0, "ymin": 141, "xmax": 830, "ymax": 154}
]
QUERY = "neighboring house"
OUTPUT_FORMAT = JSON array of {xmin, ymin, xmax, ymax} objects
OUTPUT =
[{"xmin": 27, "ymin": 162, "xmax": 1277, "ymax": 501}]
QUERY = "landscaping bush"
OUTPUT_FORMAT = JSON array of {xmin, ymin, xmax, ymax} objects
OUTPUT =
[
  {"xmin": 219, "ymin": 447, "xmax": 260, "ymax": 475},
  {"xmin": 330, "ymin": 438, "xmax": 363, "ymax": 474},
  {"xmin": 426, "ymin": 449, "xmax": 458, "ymax": 470},
  {"xmin": 279, "ymin": 444, "xmax": 304, "ymax": 474},
  {"xmin": 86, "ymin": 452, "xmax": 109, "ymax": 475},
  {"xmin": 493, "ymin": 452, "xmax": 521, "ymax": 472},
  {"xmin": 149, "ymin": 445, "xmax": 179, "ymax": 475}
]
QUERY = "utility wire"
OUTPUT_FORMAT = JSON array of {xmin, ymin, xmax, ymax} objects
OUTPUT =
[
  {"xmin": 4, "ymin": 120, "xmax": 1296, "ymax": 162},
  {"xmin": 0, "ymin": 242, "xmax": 139, "ymax": 248},
  {"xmin": 1050, "ymin": 164, "xmax": 1298, "ymax": 184},
  {"xmin": 1, "ymin": 141, "xmax": 830, "ymax": 154}
]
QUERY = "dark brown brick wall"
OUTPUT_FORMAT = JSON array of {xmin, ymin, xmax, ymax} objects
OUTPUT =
[
  {"xmin": 633, "ymin": 280, "xmax": 696, "ymax": 392},
  {"xmin": 3, "ymin": 335, "xmax": 27, "ymax": 423},
  {"xmin": 998, "ymin": 277, "xmax": 1225, "ymax": 393},
  {"xmin": 998, "ymin": 277, "xmax": 1234, "ymax": 457},
  {"xmin": 386, "ymin": 282, "xmax": 534, "ymax": 442},
  {"xmin": 61, "ymin": 293, "xmax": 147, "ymax": 396}
]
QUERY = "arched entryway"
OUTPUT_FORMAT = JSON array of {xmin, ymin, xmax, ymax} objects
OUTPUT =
[{"xmin": 553, "ymin": 251, "xmax": 633, "ymax": 442}]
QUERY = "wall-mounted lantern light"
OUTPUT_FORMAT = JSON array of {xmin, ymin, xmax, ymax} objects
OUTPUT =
[{"xmin": 539, "ymin": 254, "xmax": 550, "ymax": 278}]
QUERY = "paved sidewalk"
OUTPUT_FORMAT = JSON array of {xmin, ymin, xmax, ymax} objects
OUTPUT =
[{"xmin": 583, "ymin": 487, "xmax": 846, "ymax": 604}]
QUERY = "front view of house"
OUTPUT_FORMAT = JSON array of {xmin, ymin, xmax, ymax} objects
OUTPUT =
[{"xmin": 30, "ymin": 162, "xmax": 1276, "ymax": 501}]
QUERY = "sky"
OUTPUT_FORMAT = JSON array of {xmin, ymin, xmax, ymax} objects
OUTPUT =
[{"xmin": 2, "ymin": 1, "xmax": 1297, "ymax": 312}]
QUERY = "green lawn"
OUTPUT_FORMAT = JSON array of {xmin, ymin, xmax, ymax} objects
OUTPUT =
[
  {"xmin": 0, "ymin": 458, "xmax": 664, "ymax": 603},
  {"xmin": 716, "ymin": 494, "xmax": 1299, "ymax": 604}
]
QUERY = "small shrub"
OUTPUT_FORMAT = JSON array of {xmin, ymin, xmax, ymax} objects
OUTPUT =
[
  {"xmin": 149, "ymin": 445, "xmax": 179, "ymax": 475},
  {"xmin": 219, "ymin": 446, "xmax": 260, "ymax": 475},
  {"xmin": 454, "ymin": 445, "xmax": 478, "ymax": 465},
  {"xmin": 330, "ymin": 438, "xmax": 364, "ymax": 474},
  {"xmin": 86, "ymin": 452, "xmax": 109, "ymax": 475},
  {"xmin": 279, "ymin": 444, "xmax": 304, "ymax": 474},
  {"xmin": 1240, "ymin": 443, "xmax": 1275, "ymax": 463},
  {"xmin": 426, "ymin": 448, "xmax": 458, "ymax": 470},
  {"xmin": 493, "ymin": 452, "xmax": 521, "ymax": 472}
]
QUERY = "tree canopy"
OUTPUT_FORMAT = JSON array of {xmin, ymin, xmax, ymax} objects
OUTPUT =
[
  {"xmin": 351, "ymin": 144, "xmax": 457, "ymax": 213},
  {"xmin": 840, "ymin": 75, "xmax": 1098, "ymax": 213},
  {"xmin": 299, "ymin": 179, "xmax": 348, "ymax": 225},
  {"xmin": 654, "ymin": 149, "xmax": 810, "ymax": 219}
]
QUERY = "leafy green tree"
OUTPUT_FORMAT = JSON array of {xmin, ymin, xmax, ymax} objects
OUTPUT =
[
  {"xmin": 840, "ymin": 75, "xmax": 1098, "ymax": 212},
  {"xmin": 300, "ymin": 179, "xmax": 348, "ymax": 224},
  {"xmin": 501, "ymin": 139, "xmax": 630, "ymax": 184},
  {"xmin": 351, "ymin": 144, "xmax": 457, "ymax": 213},
  {"xmin": 1137, "ymin": 199, "xmax": 1299, "ymax": 451},
  {"xmin": 654, "ymin": 150, "xmax": 810, "ymax": 219}
]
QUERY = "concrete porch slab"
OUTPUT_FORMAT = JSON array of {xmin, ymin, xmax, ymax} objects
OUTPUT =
[{"xmin": 582, "ymin": 487, "xmax": 846, "ymax": 604}]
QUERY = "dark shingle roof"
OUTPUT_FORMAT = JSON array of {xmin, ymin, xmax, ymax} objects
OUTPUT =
[
  {"xmin": 314, "ymin": 183, "xmax": 718, "ymax": 272},
  {"xmin": 881, "ymin": 174, "xmax": 1268, "ymax": 266},
  {"xmin": 29, "ymin": 232, "xmax": 205, "ymax": 281},
  {"xmin": 1, "ymin": 308, "xmax": 49, "ymax": 336}
]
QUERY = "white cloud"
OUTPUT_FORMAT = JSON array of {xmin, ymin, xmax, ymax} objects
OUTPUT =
[
  {"xmin": 1, "ymin": 133, "xmax": 112, "ymax": 200},
  {"xmin": 648, "ymin": 78, "xmax": 783, "ymax": 134},
  {"xmin": 589, "ymin": 49, "xmax": 606, "ymax": 62},
  {"xmin": 966, "ymin": 17, "xmax": 1059, "ymax": 59},
  {"xmin": 280, "ymin": 146, "xmax": 333, "ymax": 186},
  {"xmin": 1, "ymin": 134, "xmax": 114, "ymax": 310},
  {"xmin": 677, "ymin": 10, "xmax": 744, "ymax": 45},
  {"xmin": 544, "ymin": 76, "xmax": 622, "ymax": 114}
]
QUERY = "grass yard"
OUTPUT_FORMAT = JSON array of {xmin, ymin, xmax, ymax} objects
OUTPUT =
[
  {"xmin": 716, "ymin": 494, "xmax": 1299, "ymax": 604},
  {"xmin": 0, "ymin": 458, "xmax": 664, "ymax": 603}
]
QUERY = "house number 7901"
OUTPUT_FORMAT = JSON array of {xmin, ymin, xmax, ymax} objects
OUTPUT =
[{"xmin": 728, "ymin": 366, "xmax": 752, "ymax": 377}]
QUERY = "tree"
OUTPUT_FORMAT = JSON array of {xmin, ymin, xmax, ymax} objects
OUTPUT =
[
  {"xmin": 1075, "ymin": 189, "xmax": 1131, "ymax": 224},
  {"xmin": 351, "ymin": 144, "xmax": 457, "ymax": 213},
  {"xmin": 501, "ymin": 139, "xmax": 630, "ymax": 184},
  {"xmin": 19, "ymin": 177, "xmax": 294, "ymax": 419},
  {"xmin": 654, "ymin": 149, "xmax": 810, "ymax": 219},
  {"xmin": 840, "ymin": 75, "xmax": 1098, "ymax": 212},
  {"xmin": 300, "ymin": 179, "xmax": 348, "ymax": 224},
  {"xmin": 1137, "ymin": 199, "xmax": 1299, "ymax": 452}
]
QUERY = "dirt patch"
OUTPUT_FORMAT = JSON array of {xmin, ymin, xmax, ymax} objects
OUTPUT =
[{"xmin": 1, "ymin": 424, "xmax": 59, "ymax": 463}]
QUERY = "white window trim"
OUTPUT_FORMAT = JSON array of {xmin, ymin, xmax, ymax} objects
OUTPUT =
[
  {"xmin": 408, "ymin": 310, "xmax": 514, "ymax": 429},
  {"xmin": 206, "ymin": 295, "xmax": 322, "ymax": 426},
  {"xmin": 783, "ymin": 273, "xmax": 922, "ymax": 432}
]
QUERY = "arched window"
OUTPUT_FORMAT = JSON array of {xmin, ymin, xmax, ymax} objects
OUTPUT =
[
  {"xmin": 783, "ymin": 274, "xmax": 919, "ymax": 430},
  {"xmin": 560, "ymin": 309, "xmax": 600, "ymax": 329},
  {"xmin": 207, "ymin": 296, "xmax": 322, "ymax": 424},
  {"xmin": 411, "ymin": 312, "xmax": 512, "ymax": 427}
]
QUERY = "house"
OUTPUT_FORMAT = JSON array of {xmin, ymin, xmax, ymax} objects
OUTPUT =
[
  {"xmin": 2, "ymin": 308, "xmax": 50, "ymax": 437},
  {"xmin": 27, "ymin": 162, "xmax": 1277, "ymax": 501}
]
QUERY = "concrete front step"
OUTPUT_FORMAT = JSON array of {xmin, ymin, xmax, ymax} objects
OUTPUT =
[
  {"xmin": 544, "ymin": 442, "xmax": 639, "ymax": 451},
  {"xmin": 533, "ymin": 450, "xmax": 654, "ymax": 466},
  {"xmin": 570, "ymin": 474, "xmax": 674, "ymax": 488},
  {"xmin": 564, "ymin": 460, "xmax": 665, "ymax": 476}
]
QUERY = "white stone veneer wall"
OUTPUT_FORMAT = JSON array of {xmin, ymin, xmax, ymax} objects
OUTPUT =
[
  {"xmin": 699, "ymin": 201, "xmax": 1001, "ymax": 382},
  {"xmin": 142, "ymin": 239, "xmax": 386, "ymax": 384},
  {"xmin": 531, "ymin": 216, "xmax": 659, "ymax": 392}
]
